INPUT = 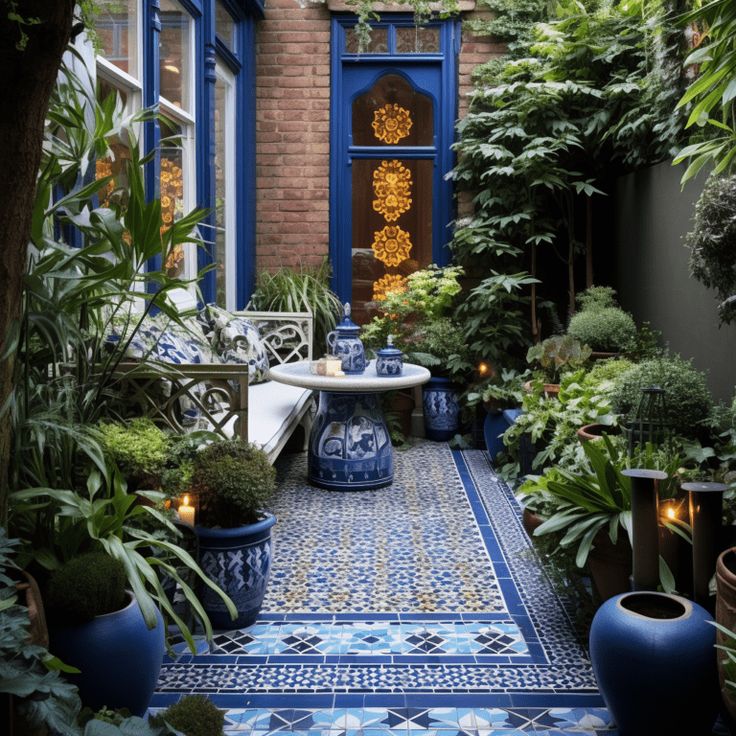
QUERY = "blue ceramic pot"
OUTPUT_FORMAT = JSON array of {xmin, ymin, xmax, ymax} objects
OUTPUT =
[
  {"xmin": 422, "ymin": 375, "xmax": 461, "ymax": 441},
  {"xmin": 49, "ymin": 593, "xmax": 164, "ymax": 716},
  {"xmin": 589, "ymin": 591, "xmax": 718, "ymax": 735},
  {"xmin": 196, "ymin": 513, "xmax": 276, "ymax": 629}
]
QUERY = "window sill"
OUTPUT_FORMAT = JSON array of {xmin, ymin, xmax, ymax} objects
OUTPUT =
[{"xmin": 327, "ymin": 0, "xmax": 475, "ymax": 12}]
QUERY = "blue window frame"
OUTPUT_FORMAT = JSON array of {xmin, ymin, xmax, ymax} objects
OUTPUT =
[{"xmin": 329, "ymin": 16, "xmax": 459, "ymax": 311}]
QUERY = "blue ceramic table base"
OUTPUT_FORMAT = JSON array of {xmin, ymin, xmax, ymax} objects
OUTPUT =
[{"xmin": 308, "ymin": 390, "xmax": 393, "ymax": 491}]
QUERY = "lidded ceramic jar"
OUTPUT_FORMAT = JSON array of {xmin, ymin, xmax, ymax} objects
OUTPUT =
[
  {"xmin": 326, "ymin": 303, "xmax": 366, "ymax": 375},
  {"xmin": 376, "ymin": 334, "xmax": 403, "ymax": 376}
]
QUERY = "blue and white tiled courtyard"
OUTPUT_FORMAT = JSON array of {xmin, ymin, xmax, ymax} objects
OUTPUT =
[{"xmin": 150, "ymin": 443, "xmax": 615, "ymax": 734}]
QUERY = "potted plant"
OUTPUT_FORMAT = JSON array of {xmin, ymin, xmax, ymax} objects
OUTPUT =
[
  {"xmin": 191, "ymin": 439, "xmax": 277, "ymax": 629},
  {"xmin": 524, "ymin": 334, "xmax": 591, "ymax": 396},
  {"xmin": 44, "ymin": 551, "xmax": 164, "ymax": 716},
  {"xmin": 567, "ymin": 286, "xmax": 637, "ymax": 357}
]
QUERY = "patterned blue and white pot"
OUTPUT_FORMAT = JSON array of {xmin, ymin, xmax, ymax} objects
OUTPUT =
[
  {"xmin": 326, "ymin": 303, "xmax": 366, "ymax": 375},
  {"xmin": 590, "ymin": 591, "xmax": 718, "ymax": 735},
  {"xmin": 196, "ymin": 513, "xmax": 276, "ymax": 629},
  {"xmin": 375, "ymin": 336, "xmax": 403, "ymax": 377},
  {"xmin": 423, "ymin": 375, "xmax": 461, "ymax": 442},
  {"xmin": 49, "ymin": 592, "xmax": 164, "ymax": 716}
]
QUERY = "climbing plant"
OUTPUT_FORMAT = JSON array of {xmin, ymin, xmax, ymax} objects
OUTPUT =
[{"xmin": 451, "ymin": 0, "xmax": 684, "ymax": 372}]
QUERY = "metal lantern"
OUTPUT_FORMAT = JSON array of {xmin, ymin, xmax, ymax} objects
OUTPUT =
[{"xmin": 627, "ymin": 386, "xmax": 671, "ymax": 455}]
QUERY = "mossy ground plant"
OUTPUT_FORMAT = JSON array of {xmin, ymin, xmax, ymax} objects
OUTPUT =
[{"xmin": 154, "ymin": 695, "xmax": 225, "ymax": 736}]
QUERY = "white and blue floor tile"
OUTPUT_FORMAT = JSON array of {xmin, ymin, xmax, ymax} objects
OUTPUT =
[{"xmin": 151, "ymin": 443, "xmax": 615, "ymax": 733}]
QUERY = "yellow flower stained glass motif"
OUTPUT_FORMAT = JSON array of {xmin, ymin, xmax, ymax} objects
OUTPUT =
[
  {"xmin": 372, "ymin": 103, "xmax": 412, "ymax": 145},
  {"xmin": 95, "ymin": 159, "xmax": 115, "ymax": 208},
  {"xmin": 372, "ymin": 160, "xmax": 412, "ymax": 222},
  {"xmin": 372, "ymin": 273, "xmax": 407, "ymax": 302},
  {"xmin": 371, "ymin": 225, "xmax": 413, "ymax": 267}
]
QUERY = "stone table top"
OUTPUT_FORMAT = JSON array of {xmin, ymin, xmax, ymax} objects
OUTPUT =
[{"xmin": 268, "ymin": 360, "xmax": 431, "ymax": 394}]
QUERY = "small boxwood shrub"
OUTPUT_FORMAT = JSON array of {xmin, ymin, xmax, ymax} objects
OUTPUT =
[
  {"xmin": 155, "ymin": 695, "xmax": 224, "ymax": 736},
  {"xmin": 576, "ymin": 286, "xmax": 618, "ymax": 312},
  {"xmin": 611, "ymin": 356, "xmax": 713, "ymax": 436},
  {"xmin": 192, "ymin": 440, "xmax": 276, "ymax": 527},
  {"xmin": 45, "ymin": 552, "xmax": 127, "ymax": 623},
  {"xmin": 568, "ymin": 307, "xmax": 637, "ymax": 353}
]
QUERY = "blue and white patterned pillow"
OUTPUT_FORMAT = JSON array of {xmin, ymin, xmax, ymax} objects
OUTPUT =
[
  {"xmin": 105, "ymin": 313, "xmax": 163, "ymax": 360},
  {"xmin": 153, "ymin": 316, "xmax": 217, "ymax": 365},
  {"xmin": 205, "ymin": 304, "xmax": 270, "ymax": 384}
]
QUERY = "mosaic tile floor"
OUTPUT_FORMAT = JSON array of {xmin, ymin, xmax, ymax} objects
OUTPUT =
[{"xmin": 151, "ymin": 443, "xmax": 616, "ymax": 734}]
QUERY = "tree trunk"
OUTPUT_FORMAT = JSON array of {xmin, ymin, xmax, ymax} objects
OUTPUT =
[{"xmin": 0, "ymin": 2, "xmax": 75, "ymax": 524}]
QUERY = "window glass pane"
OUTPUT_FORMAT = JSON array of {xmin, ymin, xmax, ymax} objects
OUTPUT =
[
  {"xmin": 214, "ymin": 68, "xmax": 235, "ymax": 307},
  {"xmin": 95, "ymin": 80, "xmax": 131, "ymax": 208},
  {"xmin": 160, "ymin": 117, "xmax": 187, "ymax": 277},
  {"xmin": 353, "ymin": 74, "xmax": 433, "ymax": 146},
  {"xmin": 351, "ymin": 158, "xmax": 433, "ymax": 324},
  {"xmin": 395, "ymin": 26, "xmax": 440, "ymax": 54},
  {"xmin": 216, "ymin": 1, "xmax": 237, "ymax": 49},
  {"xmin": 96, "ymin": 0, "xmax": 139, "ymax": 78},
  {"xmin": 160, "ymin": 0, "xmax": 192, "ymax": 112},
  {"xmin": 345, "ymin": 27, "xmax": 388, "ymax": 54}
]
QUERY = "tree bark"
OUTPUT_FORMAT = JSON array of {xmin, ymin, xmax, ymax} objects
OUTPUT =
[{"xmin": 0, "ymin": 2, "xmax": 75, "ymax": 524}]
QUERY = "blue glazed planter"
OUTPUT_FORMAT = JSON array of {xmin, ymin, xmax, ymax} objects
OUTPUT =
[
  {"xmin": 423, "ymin": 376, "xmax": 461, "ymax": 442},
  {"xmin": 196, "ymin": 513, "xmax": 276, "ymax": 629},
  {"xmin": 590, "ymin": 591, "xmax": 718, "ymax": 735},
  {"xmin": 49, "ymin": 593, "xmax": 164, "ymax": 716}
]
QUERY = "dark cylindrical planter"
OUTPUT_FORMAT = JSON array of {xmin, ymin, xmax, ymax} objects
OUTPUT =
[
  {"xmin": 49, "ymin": 592, "xmax": 164, "ymax": 716},
  {"xmin": 623, "ymin": 469, "xmax": 667, "ymax": 591},
  {"xmin": 196, "ymin": 513, "xmax": 276, "ymax": 629},
  {"xmin": 422, "ymin": 376, "xmax": 461, "ymax": 442},
  {"xmin": 590, "ymin": 591, "xmax": 718, "ymax": 736},
  {"xmin": 716, "ymin": 549, "xmax": 736, "ymax": 723},
  {"xmin": 685, "ymin": 482, "xmax": 728, "ymax": 607}
]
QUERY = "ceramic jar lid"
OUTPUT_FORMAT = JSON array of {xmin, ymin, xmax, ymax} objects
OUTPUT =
[{"xmin": 376, "ymin": 334, "xmax": 403, "ymax": 360}]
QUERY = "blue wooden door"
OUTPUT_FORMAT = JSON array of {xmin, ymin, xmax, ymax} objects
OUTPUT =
[{"xmin": 330, "ymin": 19, "xmax": 457, "ymax": 323}]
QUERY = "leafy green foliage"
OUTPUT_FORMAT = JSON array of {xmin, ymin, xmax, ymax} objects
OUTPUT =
[
  {"xmin": 684, "ymin": 173, "xmax": 736, "ymax": 323},
  {"xmin": 249, "ymin": 260, "xmax": 343, "ymax": 354},
  {"xmin": 45, "ymin": 553, "xmax": 127, "ymax": 623},
  {"xmin": 575, "ymin": 286, "xmax": 618, "ymax": 312},
  {"xmin": 611, "ymin": 355, "xmax": 713, "ymax": 436},
  {"xmin": 451, "ymin": 0, "xmax": 683, "ymax": 371},
  {"xmin": 0, "ymin": 529, "xmax": 82, "ymax": 735},
  {"xmin": 98, "ymin": 420, "xmax": 170, "ymax": 491},
  {"xmin": 567, "ymin": 307, "xmax": 637, "ymax": 352},
  {"xmin": 153, "ymin": 695, "xmax": 225, "ymax": 736},
  {"xmin": 526, "ymin": 335, "xmax": 591, "ymax": 383},
  {"xmin": 192, "ymin": 440, "xmax": 276, "ymax": 527},
  {"xmin": 675, "ymin": 0, "xmax": 736, "ymax": 183}
]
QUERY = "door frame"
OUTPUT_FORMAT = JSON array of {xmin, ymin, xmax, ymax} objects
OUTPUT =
[{"xmin": 329, "ymin": 15, "xmax": 459, "ymax": 302}]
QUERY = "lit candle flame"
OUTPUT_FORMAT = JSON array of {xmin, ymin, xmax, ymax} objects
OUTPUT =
[
  {"xmin": 666, "ymin": 506, "xmax": 676, "ymax": 520},
  {"xmin": 182, "ymin": 494, "xmax": 190, "ymax": 507}
]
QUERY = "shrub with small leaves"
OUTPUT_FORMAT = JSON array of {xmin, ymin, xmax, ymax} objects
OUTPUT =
[
  {"xmin": 567, "ymin": 307, "xmax": 637, "ymax": 353},
  {"xmin": 576, "ymin": 286, "xmax": 618, "ymax": 312},
  {"xmin": 45, "ymin": 552, "xmax": 127, "ymax": 623},
  {"xmin": 611, "ymin": 356, "xmax": 713, "ymax": 436},
  {"xmin": 99, "ymin": 418, "xmax": 170, "ymax": 489},
  {"xmin": 192, "ymin": 440, "xmax": 276, "ymax": 527},
  {"xmin": 154, "ymin": 695, "xmax": 225, "ymax": 736}
]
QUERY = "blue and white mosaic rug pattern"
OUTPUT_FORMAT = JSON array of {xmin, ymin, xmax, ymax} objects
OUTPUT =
[{"xmin": 152, "ymin": 444, "xmax": 615, "ymax": 734}]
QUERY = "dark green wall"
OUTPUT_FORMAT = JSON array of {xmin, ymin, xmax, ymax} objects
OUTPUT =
[{"xmin": 611, "ymin": 162, "xmax": 736, "ymax": 402}]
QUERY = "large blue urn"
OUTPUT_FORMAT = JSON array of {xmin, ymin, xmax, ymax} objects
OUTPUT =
[
  {"xmin": 49, "ymin": 593, "xmax": 164, "ymax": 716},
  {"xmin": 589, "ymin": 591, "xmax": 718, "ymax": 735},
  {"xmin": 196, "ymin": 513, "xmax": 276, "ymax": 629},
  {"xmin": 423, "ymin": 375, "xmax": 461, "ymax": 441}
]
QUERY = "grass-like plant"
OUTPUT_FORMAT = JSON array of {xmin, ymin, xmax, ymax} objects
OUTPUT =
[
  {"xmin": 192, "ymin": 440, "xmax": 276, "ymax": 527},
  {"xmin": 249, "ymin": 260, "xmax": 343, "ymax": 354}
]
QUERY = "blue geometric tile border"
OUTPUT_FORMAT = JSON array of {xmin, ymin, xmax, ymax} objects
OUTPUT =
[{"xmin": 152, "ymin": 443, "xmax": 608, "ymax": 731}]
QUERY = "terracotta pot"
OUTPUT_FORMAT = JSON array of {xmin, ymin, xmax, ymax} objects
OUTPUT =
[
  {"xmin": 522, "ymin": 508, "xmax": 544, "ymax": 539},
  {"xmin": 588, "ymin": 531, "xmax": 632, "ymax": 602},
  {"xmin": 716, "ymin": 548, "xmax": 736, "ymax": 723},
  {"xmin": 577, "ymin": 423, "xmax": 622, "ymax": 443},
  {"xmin": 590, "ymin": 351, "xmax": 620, "ymax": 361},
  {"xmin": 522, "ymin": 380, "xmax": 560, "ymax": 397}
]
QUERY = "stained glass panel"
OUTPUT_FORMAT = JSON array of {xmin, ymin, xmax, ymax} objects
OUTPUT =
[{"xmin": 395, "ymin": 26, "xmax": 440, "ymax": 54}]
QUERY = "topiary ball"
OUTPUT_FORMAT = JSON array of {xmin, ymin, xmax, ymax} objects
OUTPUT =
[
  {"xmin": 157, "ymin": 695, "xmax": 225, "ymax": 736},
  {"xmin": 611, "ymin": 356, "xmax": 713, "ymax": 437},
  {"xmin": 568, "ymin": 307, "xmax": 637, "ymax": 353},
  {"xmin": 45, "ymin": 552, "xmax": 127, "ymax": 623}
]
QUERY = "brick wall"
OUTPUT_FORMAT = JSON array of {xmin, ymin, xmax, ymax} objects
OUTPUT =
[{"xmin": 254, "ymin": 4, "xmax": 504, "ymax": 271}]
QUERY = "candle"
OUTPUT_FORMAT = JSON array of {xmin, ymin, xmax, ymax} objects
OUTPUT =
[{"xmin": 178, "ymin": 495, "xmax": 195, "ymax": 527}]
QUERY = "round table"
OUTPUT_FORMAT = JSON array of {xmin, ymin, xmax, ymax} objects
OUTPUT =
[{"xmin": 268, "ymin": 361, "xmax": 430, "ymax": 490}]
